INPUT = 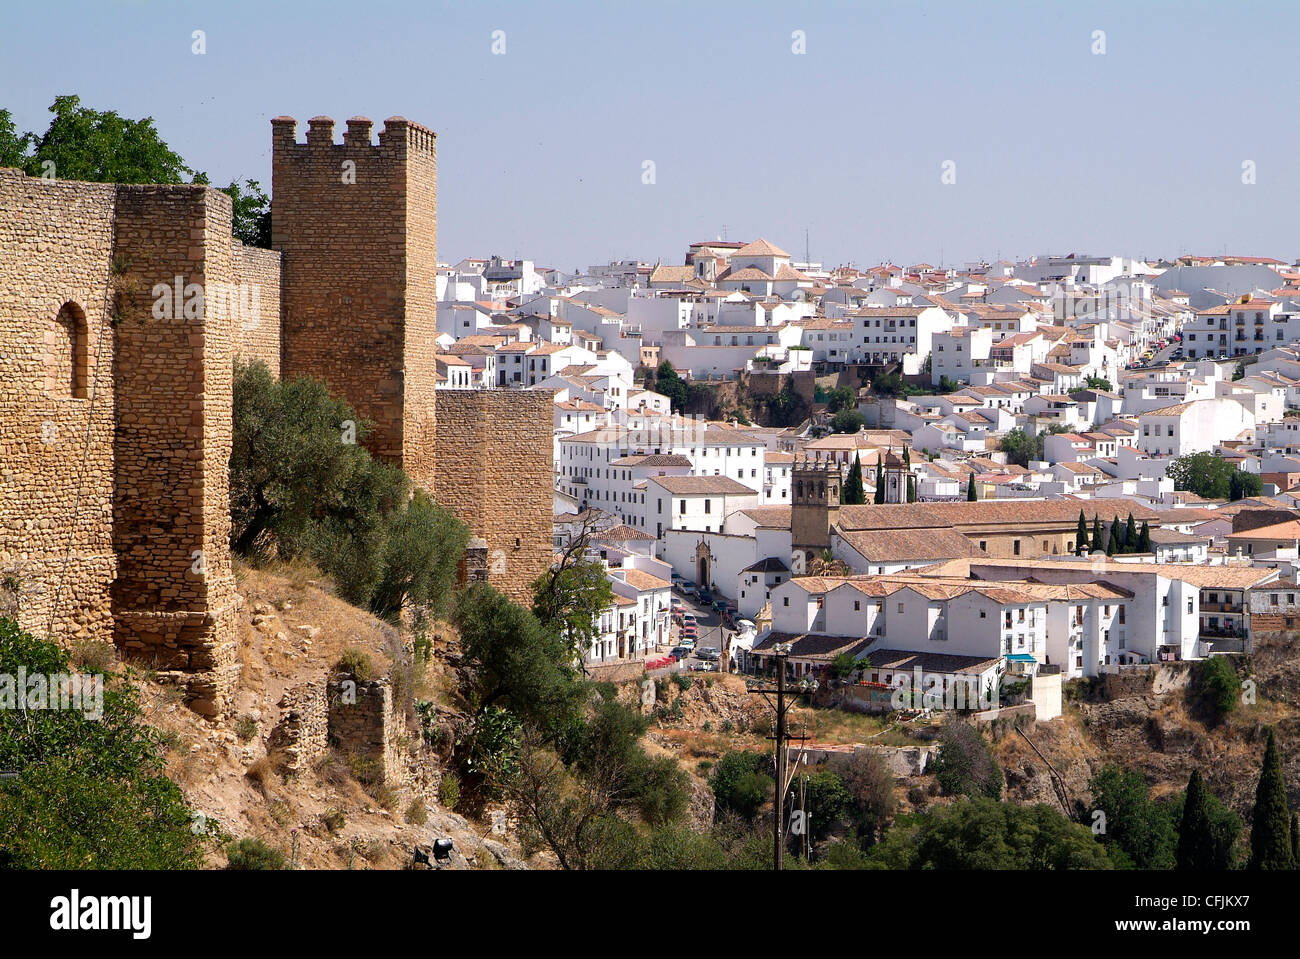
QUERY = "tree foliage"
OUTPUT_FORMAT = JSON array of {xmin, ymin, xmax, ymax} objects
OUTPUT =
[
  {"xmin": 1190, "ymin": 655, "xmax": 1239, "ymax": 722},
  {"xmin": 710, "ymin": 751, "xmax": 773, "ymax": 823},
  {"xmin": 1249, "ymin": 728, "xmax": 1294, "ymax": 870},
  {"xmin": 931, "ymin": 722, "xmax": 1003, "ymax": 800},
  {"xmin": 1167, "ymin": 452, "xmax": 1262, "ymax": 502},
  {"xmin": 3, "ymin": 97, "xmax": 270, "ymax": 245},
  {"xmin": 1175, "ymin": 770, "xmax": 1242, "ymax": 871},
  {"xmin": 830, "ymin": 408, "xmax": 865, "ymax": 434},
  {"xmin": 0, "ymin": 619, "xmax": 209, "ymax": 868},
  {"xmin": 452, "ymin": 583, "xmax": 586, "ymax": 743},
  {"xmin": 866, "ymin": 798, "xmax": 1112, "ymax": 870},
  {"xmin": 1086, "ymin": 765, "xmax": 1177, "ymax": 869},
  {"xmin": 531, "ymin": 511, "xmax": 614, "ymax": 663},
  {"xmin": 230, "ymin": 359, "xmax": 468, "ymax": 621},
  {"xmin": 841, "ymin": 452, "xmax": 866, "ymax": 505}
]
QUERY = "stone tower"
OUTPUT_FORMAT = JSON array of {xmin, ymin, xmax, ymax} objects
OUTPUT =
[
  {"xmin": 271, "ymin": 115, "xmax": 439, "ymax": 491},
  {"xmin": 791, "ymin": 457, "xmax": 845, "ymax": 556}
]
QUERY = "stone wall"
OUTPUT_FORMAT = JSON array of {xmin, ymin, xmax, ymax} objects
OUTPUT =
[
  {"xmin": 230, "ymin": 241, "xmax": 282, "ymax": 376},
  {"xmin": 110, "ymin": 184, "xmax": 240, "ymax": 717},
  {"xmin": 434, "ymin": 390, "xmax": 554, "ymax": 604},
  {"xmin": 327, "ymin": 674, "xmax": 409, "ymax": 785},
  {"xmin": 268, "ymin": 677, "xmax": 329, "ymax": 773},
  {"xmin": 0, "ymin": 169, "xmax": 117, "ymax": 646},
  {"xmin": 272, "ymin": 115, "xmax": 438, "ymax": 492}
]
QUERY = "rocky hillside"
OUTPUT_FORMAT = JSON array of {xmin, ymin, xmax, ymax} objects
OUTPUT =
[
  {"xmin": 994, "ymin": 651, "xmax": 1300, "ymax": 823},
  {"xmin": 135, "ymin": 560, "xmax": 530, "ymax": 870}
]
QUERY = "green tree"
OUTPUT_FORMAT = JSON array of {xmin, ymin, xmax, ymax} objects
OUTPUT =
[
  {"xmin": 867, "ymin": 799, "xmax": 1112, "ymax": 870},
  {"xmin": 452, "ymin": 583, "xmax": 586, "ymax": 742},
  {"xmin": 1087, "ymin": 765, "xmax": 1177, "ymax": 869},
  {"xmin": 531, "ymin": 513, "xmax": 615, "ymax": 664},
  {"xmin": 1076, "ymin": 510, "xmax": 1088, "ymax": 556},
  {"xmin": 799, "ymin": 771, "xmax": 853, "ymax": 842},
  {"xmin": 230, "ymin": 360, "xmax": 466, "ymax": 620},
  {"xmin": 1176, "ymin": 769, "xmax": 1241, "ymax": 870},
  {"xmin": 874, "ymin": 460, "xmax": 886, "ymax": 504},
  {"xmin": 1229, "ymin": 469, "xmax": 1263, "ymax": 502},
  {"xmin": 825, "ymin": 385, "xmax": 855, "ymax": 413},
  {"xmin": 931, "ymin": 722, "xmax": 1002, "ymax": 800},
  {"xmin": 1137, "ymin": 520, "xmax": 1152, "ymax": 554},
  {"xmin": 1091, "ymin": 515, "xmax": 1104, "ymax": 553},
  {"xmin": 1108, "ymin": 517, "xmax": 1124, "ymax": 555},
  {"xmin": 655, "ymin": 361, "xmax": 688, "ymax": 412},
  {"xmin": 830, "ymin": 408, "xmax": 865, "ymax": 434},
  {"xmin": 830, "ymin": 750, "xmax": 897, "ymax": 845},
  {"xmin": 1084, "ymin": 375, "xmax": 1113, "ymax": 392},
  {"xmin": 841, "ymin": 452, "xmax": 866, "ymax": 505},
  {"xmin": 1124, "ymin": 513, "xmax": 1138, "ymax": 553},
  {"xmin": 710, "ymin": 751, "xmax": 773, "ymax": 823},
  {"xmin": 367, "ymin": 491, "xmax": 469, "ymax": 622},
  {"xmin": 1167, "ymin": 451, "xmax": 1261, "ymax": 501},
  {"xmin": 0, "ymin": 109, "xmax": 28, "ymax": 168},
  {"xmin": 18, "ymin": 95, "xmax": 198, "ymax": 184},
  {"xmin": 967, "ymin": 474, "xmax": 978, "ymax": 502},
  {"xmin": 1248, "ymin": 728, "xmax": 1294, "ymax": 870},
  {"xmin": 1190, "ymin": 655, "xmax": 1239, "ymax": 722},
  {"xmin": 222, "ymin": 177, "xmax": 271, "ymax": 248},
  {"xmin": 999, "ymin": 428, "xmax": 1039, "ymax": 468},
  {"xmin": 0, "ymin": 619, "xmax": 209, "ymax": 868}
]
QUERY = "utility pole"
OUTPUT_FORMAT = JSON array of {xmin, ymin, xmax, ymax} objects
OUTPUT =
[
  {"xmin": 774, "ymin": 658, "xmax": 787, "ymax": 870},
  {"xmin": 748, "ymin": 644, "xmax": 815, "ymax": 871}
]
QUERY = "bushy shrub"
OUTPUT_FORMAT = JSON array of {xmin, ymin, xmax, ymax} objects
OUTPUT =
[{"xmin": 224, "ymin": 837, "xmax": 285, "ymax": 870}]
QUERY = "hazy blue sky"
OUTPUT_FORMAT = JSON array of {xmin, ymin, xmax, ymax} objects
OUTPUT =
[{"xmin": 4, "ymin": 0, "xmax": 1297, "ymax": 271}]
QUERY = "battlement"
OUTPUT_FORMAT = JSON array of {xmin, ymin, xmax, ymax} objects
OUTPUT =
[{"xmin": 271, "ymin": 115, "xmax": 436, "ymax": 157}]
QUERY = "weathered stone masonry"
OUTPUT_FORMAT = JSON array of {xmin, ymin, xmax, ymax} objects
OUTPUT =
[{"xmin": 1, "ymin": 114, "xmax": 555, "ymax": 717}]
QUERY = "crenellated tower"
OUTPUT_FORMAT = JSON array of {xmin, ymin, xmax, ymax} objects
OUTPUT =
[{"xmin": 271, "ymin": 115, "xmax": 439, "ymax": 491}]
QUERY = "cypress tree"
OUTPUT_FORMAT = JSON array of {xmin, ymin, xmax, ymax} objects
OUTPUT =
[
  {"xmin": 841, "ymin": 452, "xmax": 866, "ymax": 505},
  {"xmin": 1137, "ymin": 520, "xmax": 1152, "ymax": 554},
  {"xmin": 907, "ymin": 474, "xmax": 917, "ymax": 503},
  {"xmin": 1076, "ymin": 510, "xmax": 1088, "ymax": 556},
  {"xmin": 873, "ymin": 460, "xmax": 885, "ymax": 504},
  {"xmin": 1125, "ymin": 513, "xmax": 1138, "ymax": 554},
  {"xmin": 1110, "ymin": 516, "xmax": 1125, "ymax": 554},
  {"xmin": 967, "ymin": 474, "xmax": 977, "ymax": 502},
  {"xmin": 1249, "ymin": 728, "xmax": 1294, "ymax": 870},
  {"xmin": 1177, "ymin": 769, "xmax": 1215, "ymax": 870},
  {"xmin": 1091, "ymin": 515, "xmax": 1104, "ymax": 553}
]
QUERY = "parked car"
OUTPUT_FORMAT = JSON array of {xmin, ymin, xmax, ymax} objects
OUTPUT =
[
  {"xmin": 678, "ymin": 635, "xmax": 696, "ymax": 650},
  {"xmin": 669, "ymin": 646, "xmax": 692, "ymax": 661},
  {"xmin": 670, "ymin": 574, "xmax": 684, "ymax": 588},
  {"xmin": 698, "ymin": 590, "xmax": 712, "ymax": 604},
  {"xmin": 682, "ymin": 585, "xmax": 699, "ymax": 599},
  {"xmin": 689, "ymin": 661, "xmax": 717, "ymax": 672},
  {"xmin": 696, "ymin": 646, "xmax": 720, "ymax": 662}
]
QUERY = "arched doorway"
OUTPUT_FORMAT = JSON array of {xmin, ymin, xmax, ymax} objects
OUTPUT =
[{"xmin": 694, "ymin": 540, "xmax": 713, "ymax": 590}]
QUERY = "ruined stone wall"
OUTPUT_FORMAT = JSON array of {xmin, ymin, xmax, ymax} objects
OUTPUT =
[
  {"xmin": 434, "ymin": 390, "xmax": 554, "ymax": 605},
  {"xmin": 327, "ymin": 674, "xmax": 408, "ymax": 785},
  {"xmin": 110, "ymin": 184, "xmax": 240, "ymax": 717},
  {"xmin": 0, "ymin": 169, "xmax": 117, "ymax": 645},
  {"xmin": 230, "ymin": 241, "xmax": 282, "ymax": 376},
  {"xmin": 272, "ymin": 115, "xmax": 438, "ymax": 492},
  {"xmin": 268, "ymin": 677, "xmax": 329, "ymax": 773}
]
